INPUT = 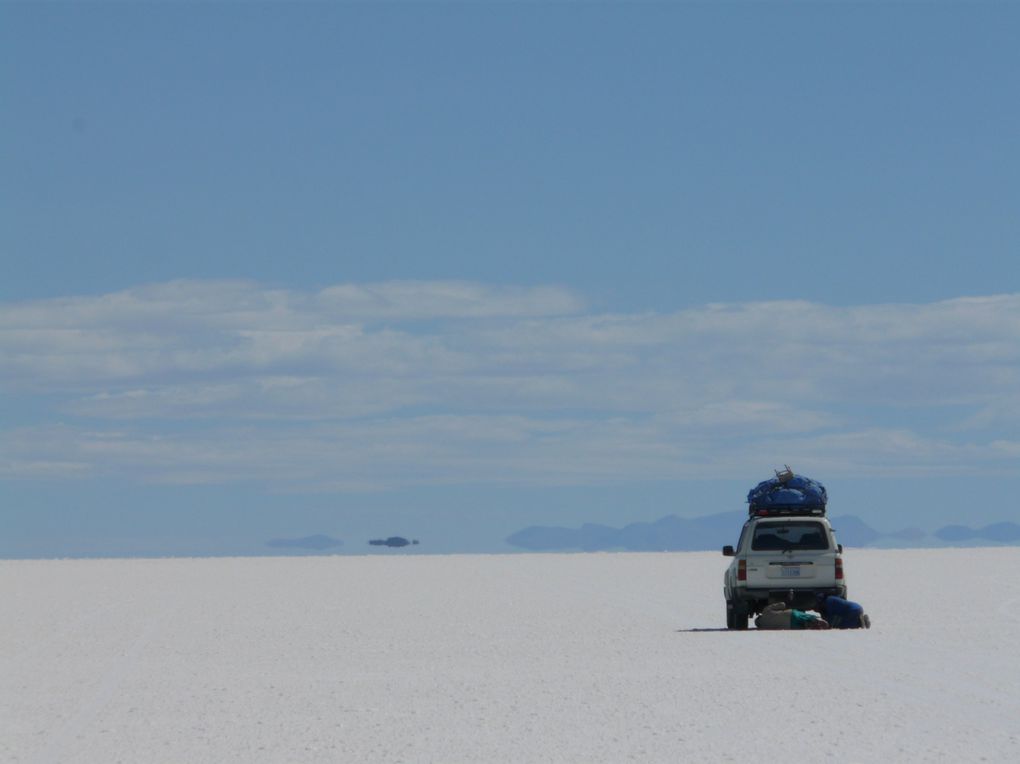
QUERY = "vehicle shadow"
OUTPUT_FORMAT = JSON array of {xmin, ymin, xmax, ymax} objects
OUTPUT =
[{"xmin": 675, "ymin": 627, "xmax": 735, "ymax": 633}]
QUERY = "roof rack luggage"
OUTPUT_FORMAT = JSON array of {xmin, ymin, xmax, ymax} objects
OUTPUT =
[{"xmin": 747, "ymin": 465, "xmax": 827, "ymax": 517}]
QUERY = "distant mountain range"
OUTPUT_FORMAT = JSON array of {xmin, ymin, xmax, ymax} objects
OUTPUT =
[
  {"xmin": 504, "ymin": 513, "xmax": 1020, "ymax": 552},
  {"xmin": 506, "ymin": 512, "xmax": 744, "ymax": 552},
  {"xmin": 933, "ymin": 522, "xmax": 1020, "ymax": 543},
  {"xmin": 262, "ymin": 518, "xmax": 1020, "ymax": 555}
]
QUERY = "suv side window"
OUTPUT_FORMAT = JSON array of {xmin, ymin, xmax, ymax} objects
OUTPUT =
[
  {"xmin": 751, "ymin": 522, "xmax": 829, "ymax": 551},
  {"xmin": 736, "ymin": 524, "xmax": 750, "ymax": 553}
]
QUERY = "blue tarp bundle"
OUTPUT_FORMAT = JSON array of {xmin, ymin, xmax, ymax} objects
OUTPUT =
[{"xmin": 747, "ymin": 473, "xmax": 827, "ymax": 511}]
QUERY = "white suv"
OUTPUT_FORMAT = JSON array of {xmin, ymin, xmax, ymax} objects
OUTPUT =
[{"xmin": 722, "ymin": 509, "xmax": 847, "ymax": 630}]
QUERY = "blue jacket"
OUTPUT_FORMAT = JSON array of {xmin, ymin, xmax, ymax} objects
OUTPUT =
[{"xmin": 819, "ymin": 596, "xmax": 864, "ymax": 629}]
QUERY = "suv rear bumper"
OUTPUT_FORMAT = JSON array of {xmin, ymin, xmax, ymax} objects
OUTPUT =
[{"xmin": 733, "ymin": 585, "xmax": 847, "ymax": 612}]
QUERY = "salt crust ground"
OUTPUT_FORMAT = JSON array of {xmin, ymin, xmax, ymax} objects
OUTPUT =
[{"xmin": 2, "ymin": 548, "xmax": 1019, "ymax": 763}]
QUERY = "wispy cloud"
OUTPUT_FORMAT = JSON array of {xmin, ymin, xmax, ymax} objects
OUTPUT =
[{"xmin": 2, "ymin": 282, "xmax": 1018, "ymax": 486}]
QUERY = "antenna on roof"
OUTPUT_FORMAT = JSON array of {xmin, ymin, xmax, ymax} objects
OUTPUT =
[{"xmin": 775, "ymin": 465, "xmax": 794, "ymax": 484}]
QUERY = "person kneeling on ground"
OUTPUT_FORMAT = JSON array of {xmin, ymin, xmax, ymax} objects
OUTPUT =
[
  {"xmin": 814, "ymin": 593, "xmax": 871, "ymax": 629},
  {"xmin": 754, "ymin": 601, "xmax": 830, "ymax": 630}
]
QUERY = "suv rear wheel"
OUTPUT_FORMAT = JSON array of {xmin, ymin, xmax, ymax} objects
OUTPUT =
[{"xmin": 727, "ymin": 600, "xmax": 748, "ymax": 630}]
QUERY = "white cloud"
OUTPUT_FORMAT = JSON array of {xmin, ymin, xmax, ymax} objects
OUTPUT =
[
  {"xmin": 0, "ymin": 280, "xmax": 580, "ymax": 388},
  {"xmin": 316, "ymin": 281, "xmax": 584, "ymax": 320},
  {"xmin": 0, "ymin": 279, "xmax": 583, "ymax": 330},
  {"xmin": 3, "ymin": 417, "xmax": 1016, "ymax": 490},
  {"xmin": 2, "ymin": 282, "xmax": 1019, "ymax": 486}
]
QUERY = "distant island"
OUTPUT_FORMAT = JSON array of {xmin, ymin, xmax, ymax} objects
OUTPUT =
[{"xmin": 369, "ymin": 536, "xmax": 420, "ymax": 548}]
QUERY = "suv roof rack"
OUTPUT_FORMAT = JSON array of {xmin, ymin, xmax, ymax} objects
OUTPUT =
[{"xmin": 748, "ymin": 505, "xmax": 826, "ymax": 518}]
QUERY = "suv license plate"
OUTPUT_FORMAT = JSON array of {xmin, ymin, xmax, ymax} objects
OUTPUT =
[{"xmin": 780, "ymin": 567, "xmax": 801, "ymax": 577}]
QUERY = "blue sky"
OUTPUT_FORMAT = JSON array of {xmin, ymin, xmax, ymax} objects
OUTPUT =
[{"xmin": 3, "ymin": 2, "xmax": 1019, "ymax": 557}]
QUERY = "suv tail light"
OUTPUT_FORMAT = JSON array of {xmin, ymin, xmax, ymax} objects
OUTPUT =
[
  {"xmin": 835, "ymin": 557, "xmax": 843, "ymax": 580},
  {"xmin": 737, "ymin": 559, "xmax": 747, "ymax": 581}
]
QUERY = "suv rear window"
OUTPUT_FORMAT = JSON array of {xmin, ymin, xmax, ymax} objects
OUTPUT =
[{"xmin": 751, "ymin": 522, "xmax": 828, "ymax": 551}]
